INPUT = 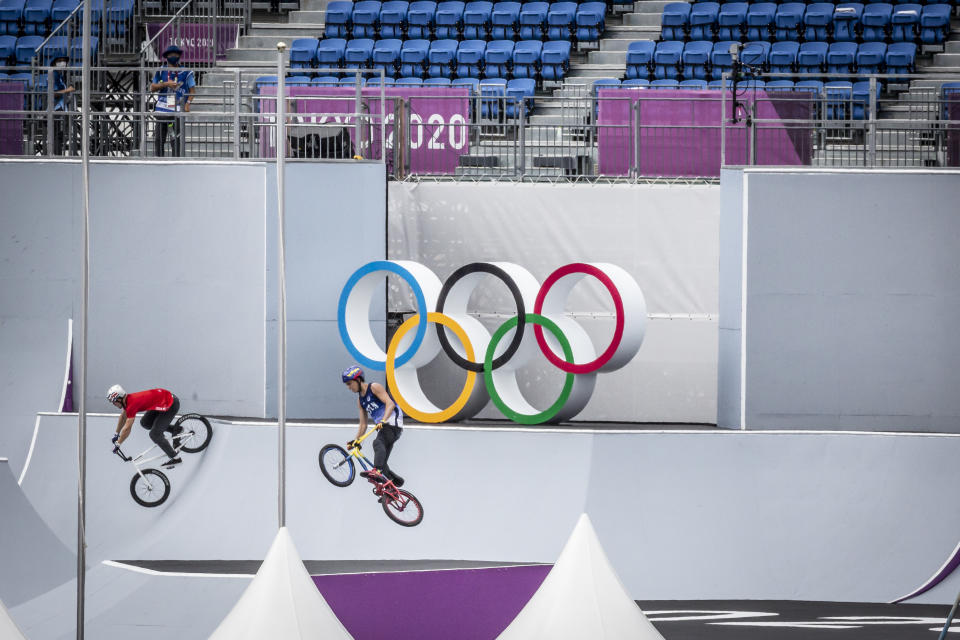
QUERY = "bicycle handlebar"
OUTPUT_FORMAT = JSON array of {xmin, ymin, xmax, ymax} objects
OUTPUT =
[{"xmin": 112, "ymin": 446, "xmax": 132, "ymax": 462}]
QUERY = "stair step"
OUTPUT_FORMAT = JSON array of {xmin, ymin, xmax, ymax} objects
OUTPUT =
[
  {"xmin": 605, "ymin": 25, "xmax": 660, "ymax": 36},
  {"xmin": 247, "ymin": 22, "xmax": 327, "ymax": 36},
  {"xmin": 288, "ymin": 10, "xmax": 326, "ymax": 23},
  {"xmin": 623, "ymin": 12, "xmax": 662, "ymax": 26},
  {"xmin": 587, "ymin": 50, "xmax": 628, "ymax": 65},
  {"xmin": 601, "ymin": 38, "xmax": 646, "ymax": 51}
]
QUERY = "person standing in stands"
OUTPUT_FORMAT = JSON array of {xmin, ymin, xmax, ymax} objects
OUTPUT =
[
  {"xmin": 50, "ymin": 54, "xmax": 75, "ymax": 155},
  {"xmin": 149, "ymin": 45, "xmax": 195, "ymax": 157}
]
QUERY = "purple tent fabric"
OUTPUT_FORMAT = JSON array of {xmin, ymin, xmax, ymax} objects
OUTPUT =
[
  {"xmin": 597, "ymin": 89, "xmax": 813, "ymax": 177},
  {"xmin": 0, "ymin": 81, "xmax": 25, "ymax": 155},
  {"xmin": 146, "ymin": 23, "xmax": 239, "ymax": 63},
  {"xmin": 313, "ymin": 564, "xmax": 550, "ymax": 640}
]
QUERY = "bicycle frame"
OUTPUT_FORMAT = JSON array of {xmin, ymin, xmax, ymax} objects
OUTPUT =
[{"xmin": 115, "ymin": 428, "xmax": 193, "ymax": 481}]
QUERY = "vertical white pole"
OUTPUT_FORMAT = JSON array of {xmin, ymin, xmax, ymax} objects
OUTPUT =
[{"xmin": 276, "ymin": 42, "xmax": 287, "ymax": 529}]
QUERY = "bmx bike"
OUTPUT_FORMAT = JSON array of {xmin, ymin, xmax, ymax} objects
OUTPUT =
[
  {"xmin": 113, "ymin": 414, "xmax": 213, "ymax": 507},
  {"xmin": 318, "ymin": 426, "xmax": 424, "ymax": 527}
]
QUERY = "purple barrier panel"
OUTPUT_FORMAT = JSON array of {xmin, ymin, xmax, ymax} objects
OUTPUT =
[
  {"xmin": 0, "ymin": 81, "xmax": 24, "ymax": 155},
  {"xmin": 947, "ymin": 98, "xmax": 960, "ymax": 168},
  {"xmin": 752, "ymin": 91, "xmax": 814, "ymax": 167},
  {"xmin": 146, "ymin": 23, "xmax": 239, "ymax": 63},
  {"xmin": 258, "ymin": 87, "xmax": 469, "ymax": 173}
]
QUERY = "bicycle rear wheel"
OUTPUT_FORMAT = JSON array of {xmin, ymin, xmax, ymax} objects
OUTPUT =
[
  {"xmin": 319, "ymin": 445, "xmax": 355, "ymax": 487},
  {"xmin": 382, "ymin": 488, "xmax": 423, "ymax": 527},
  {"xmin": 130, "ymin": 469, "xmax": 170, "ymax": 507},
  {"xmin": 175, "ymin": 414, "xmax": 212, "ymax": 453}
]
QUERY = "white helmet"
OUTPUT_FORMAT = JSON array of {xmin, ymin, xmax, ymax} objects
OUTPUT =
[{"xmin": 106, "ymin": 384, "xmax": 126, "ymax": 405}]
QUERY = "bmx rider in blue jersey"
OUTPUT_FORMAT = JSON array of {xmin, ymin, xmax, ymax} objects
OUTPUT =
[{"xmin": 342, "ymin": 366, "xmax": 405, "ymax": 487}]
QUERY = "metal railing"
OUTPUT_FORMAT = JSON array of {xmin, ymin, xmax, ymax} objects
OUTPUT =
[{"xmin": 139, "ymin": 0, "xmax": 251, "ymax": 71}]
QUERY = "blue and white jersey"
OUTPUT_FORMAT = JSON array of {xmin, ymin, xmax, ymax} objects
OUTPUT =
[
  {"xmin": 359, "ymin": 384, "xmax": 403, "ymax": 428},
  {"xmin": 152, "ymin": 67, "xmax": 196, "ymax": 113}
]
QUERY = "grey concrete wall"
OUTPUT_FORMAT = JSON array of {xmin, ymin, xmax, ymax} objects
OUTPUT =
[{"xmin": 720, "ymin": 169, "xmax": 960, "ymax": 431}]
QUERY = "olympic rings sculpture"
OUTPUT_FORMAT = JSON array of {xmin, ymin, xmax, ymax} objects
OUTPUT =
[{"xmin": 337, "ymin": 261, "xmax": 647, "ymax": 425}]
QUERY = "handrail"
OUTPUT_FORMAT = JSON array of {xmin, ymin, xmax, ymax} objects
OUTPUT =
[{"xmin": 31, "ymin": 0, "xmax": 86, "ymax": 61}]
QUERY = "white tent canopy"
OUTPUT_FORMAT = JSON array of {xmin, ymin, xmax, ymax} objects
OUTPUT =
[
  {"xmin": 208, "ymin": 527, "xmax": 354, "ymax": 640},
  {"xmin": 497, "ymin": 513, "xmax": 666, "ymax": 640},
  {"xmin": 0, "ymin": 597, "xmax": 27, "ymax": 640}
]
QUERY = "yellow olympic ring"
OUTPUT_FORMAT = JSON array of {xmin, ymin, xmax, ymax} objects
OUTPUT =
[{"xmin": 386, "ymin": 312, "xmax": 477, "ymax": 423}]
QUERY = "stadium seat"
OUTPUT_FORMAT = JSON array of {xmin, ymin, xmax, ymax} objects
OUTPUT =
[
  {"xmin": 456, "ymin": 39, "xmax": 485, "ymax": 78},
  {"xmin": 768, "ymin": 41, "xmax": 799, "ymax": 76},
  {"xmin": 324, "ymin": 1, "xmax": 353, "ymax": 38},
  {"xmin": 49, "ymin": 0, "xmax": 77, "ymax": 24},
  {"xmin": 774, "ymin": 3, "xmax": 804, "ymax": 41},
  {"xmin": 826, "ymin": 42, "xmax": 857, "ymax": 76},
  {"xmin": 832, "ymin": 4, "xmax": 863, "ymax": 42},
  {"xmin": 462, "ymin": 1, "xmax": 492, "ymax": 40},
  {"xmin": 312, "ymin": 75, "xmax": 339, "ymax": 85},
  {"xmin": 316, "ymin": 38, "xmax": 347, "ymax": 70},
  {"xmin": 688, "ymin": 2, "xmax": 719, "ymax": 41},
  {"xmin": 379, "ymin": 1, "xmax": 408, "ymax": 38},
  {"xmin": 40, "ymin": 34, "xmax": 67, "ymax": 65},
  {"xmin": 479, "ymin": 77, "xmax": 506, "ymax": 118},
  {"xmin": 423, "ymin": 76, "xmax": 452, "ymax": 85},
  {"xmin": 396, "ymin": 76, "xmax": 424, "ymax": 86},
  {"xmin": 765, "ymin": 79, "xmax": 795, "ymax": 90},
  {"xmin": 625, "ymin": 40, "xmax": 655, "ymax": 80},
  {"xmin": 889, "ymin": 4, "xmax": 919, "ymax": 42},
  {"xmin": 406, "ymin": 0, "xmax": 437, "ymax": 38},
  {"xmin": 653, "ymin": 40, "xmax": 683, "ymax": 80},
  {"xmin": 919, "ymin": 5, "xmax": 950, "ymax": 45},
  {"xmin": 856, "ymin": 41, "xmax": 886, "ymax": 76},
  {"xmin": 797, "ymin": 41, "xmax": 828, "ymax": 76},
  {"xmin": 575, "ymin": 2, "xmax": 606, "ymax": 42},
  {"xmin": 740, "ymin": 41, "xmax": 770, "ymax": 70},
  {"xmin": 484, "ymin": 39, "xmax": 513, "ymax": 78},
  {"xmin": 491, "ymin": 1, "xmax": 520, "ymax": 40},
  {"xmin": 710, "ymin": 40, "xmax": 739, "ymax": 80},
  {"xmin": 434, "ymin": 1, "xmax": 465, "ymax": 39},
  {"xmin": 739, "ymin": 79, "xmax": 765, "ymax": 89},
  {"xmin": 400, "ymin": 39, "xmax": 430, "ymax": 77},
  {"xmin": 290, "ymin": 38, "xmax": 319, "ymax": 71},
  {"xmin": 621, "ymin": 78, "xmax": 650, "ymax": 88},
  {"xmin": 0, "ymin": 34, "xmax": 14, "ymax": 62},
  {"xmin": 824, "ymin": 80, "xmax": 852, "ymax": 119},
  {"xmin": 745, "ymin": 2, "xmax": 776, "ymax": 42},
  {"xmin": 105, "ymin": 0, "xmax": 135, "ymax": 37},
  {"xmin": 540, "ymin": 40, "xmax": 571, "ymax": 80},
  {"xmin": 367, "ymin": 75, "xmax": 396, "ymax": 86},
  {"xmin": 0, "ymin": 0, "xmax": 26, "ymax": 36},
  {"xmin": 351, "ymin": 1, "xmax": 381, "ymax": 38},
  {"xmin": 451, "ymin": 76, "xmax": 480, "ymax": 93},
  {"xmin": 67, "ymin": 35, "xmax": 95, "ymax": 65},
  {"xmin": 511, "ymin": 39, "xmax": 541, "ymax": 79},
  {"xmin": 344, "ymin": 38, "xmax": 375, "ymax": 71},
  {"xmin": 505, "ymin": 77, "xmax": 534, "ymax": 117},
  {"xmin": 660, "ymin": 2, "xmax": 691, "ymax": 41},
  {"xmin": 372, "ymin": 38, "xmax": 402, "ymax": 77},
  {"xmin": 546, "ymin": 2, "xmax": 576, "ymax": 41},
  {"xmin": 14, "ymin": 35, "xmax": 42, "ymax": 65},
  {"xmin": 716, "ymin": 2, "xmax": 747, "ymax": 42},
  {"xmin": 679, "ymin": 78, "xmax": 707, "ymax": 89},
  {"xmin": 803, "ymin": 3, "xmax": 833, "ymax": 42},
  {"xmin": 794, "ymin": 79, "xmax": 824, "ymax": 105},
  {"xmin": 707, "ymin": 79, "xmax": 729, "ymax": 90},
  {"xmin": 255, "ymin": 75, "xmax": 278, "ymax": 93},
  {"xmin": 593, "ymin": 77, "xmax": 621, "ymax": 94},
  {"xmin": 861, "ymin": 3, "xmax": 892, "ymax": 42},
  {"xmin": 519, "ymin": 1, "xmax": 548, "ymax": 40},
  {"xmin": 427, "ymin": 38, "xmax": 457, "ymax": 78},
  {"xmin": 287, "ymin": 75, "xmax": 312, "ymax": 86},
  {"xmin": 651, "ymin": 78, "xmax": 680, "ymax": 89},
  {"xmin": 682, "ymin": 40, "xmax": 712, "ymax": 80},
  {"xmin": 851, "ymin": 80, "xmax": 880, "ymax": 119},
  {"xmin": 885, "ymin": 42, "xmax": 915, "ymax": 80},
  {"xmin": 941, "ymin": 82, "xmax": 960, "ymax": 119},
  {"xmin": 22, "ymin": 0, "xmax": 51, "ymax": 35}
]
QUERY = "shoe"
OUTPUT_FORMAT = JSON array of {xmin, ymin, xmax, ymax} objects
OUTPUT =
[
  {"xmin": 170, "ymin": 426, "xmax": 184, "ymax": 449},
  {"xmin": 360, "ymin": 470, "xmax": 387, "ymax": 483},
  {"xmin": 163, "ymin": 457, "xmax": 182, "ymax": 468},
  {"xmin": 390, "ymin": 474, "xmax": 404, "ymax": 487}
]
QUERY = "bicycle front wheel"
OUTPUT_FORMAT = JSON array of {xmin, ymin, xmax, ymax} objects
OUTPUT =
[
  {"xmin": 319, "ymin": 445, "xmax": 355, "ymax": 487},
  {"xmin": 175, "ymin": 414, "xmax": 212, "ymax": 453},
  {"xmin": 130, "ymin": 469, "xmax": 170, "ymax": 507},
  {"xmin": 382, "ymin": 489, "xmax": 424, "ymax": 527}
]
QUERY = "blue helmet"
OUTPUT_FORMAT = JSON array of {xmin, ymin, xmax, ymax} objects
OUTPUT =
[{"xmin": 341, "ymin": 366, "xmax": 364, "ymax": 383}]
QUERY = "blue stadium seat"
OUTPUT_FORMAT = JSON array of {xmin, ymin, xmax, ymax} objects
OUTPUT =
[
  {"xmin": 660, "ymin": 2, "xmax": 691, "ymax": 41},
  {"xmin": 462, "ymin": 1, "xmax": 492, "ymax": 39},
  {"xmin": 324, "ymin": 1, "xmax": 353, "ymax": 38},
  {"xmin": 451, "ymin": 76, "xmax": 480, "ymax": 93},
  {"xmin": 456, "ymin": 39, "xmax": 485, "ymax": 78},
  {"xmin": 593, "ymin": 77, "xmax": 621, "ymax": 96},
  {"xmin": 889, "ymin": 4, "xmax": 919, "ymax": 42},
  {"xmin": 740, "ymin": 40, "xmax": 770, "ymax": 70},
  {"xmin": 832, "ymin": 4, "xmax": 863, "ymax": 42},
  {"xmin": 255, "ymin": 75, "xmax": 278, "ymax": 94},
  {"xmin": 0, "ymin": 0, "xmax": 25, "ymax": 35},
  {"xmin": 49, "ymin": 0, "xmax": 77, "ymax": 23},
  {"xmin": 765, "ymin": 79, "xmax": 795, "ymax": 90},
  {"xmin": 312, "ymin": 75, "xmax": 339, "ymax": 85},
  {"xmin": 651, "ymin": 79, "xmax": 680, "ymax": 89},
  {"xmin": 710, "ymin": 40, "xmax": 739, "ymax": 80},
  {"xmin": 351, "ymin": 1, "xmax": 382, "ymax": 38},
  {"xmin": 519, "ymin": 2, "xmax": 548, "ymax": 40},
  {"xmin": 287, "ymin": 75, "xmax": 312, "ymax": 86},
  {"xmin": 688, "ymin": 2, "xmax": 718, "ymax": 41},
  {"xmin": 396, "ymin": 76, "xmax": 424, "ymax": 86},
  {"xmin": 941, "ymin": 82, "xmax": 960, "ymax": 119},
  {"xmin": 0, "ymin": 34, "xmax": 14, "ymax": 62},
  {"xmin": 505, "ymin": 77, "xmax": 534, "ymax": 117},
  {"xmin": 680, "ymin": 78, "xmax": 707, "ymax": 89},
  {"xmin": 341, "ymin": 77, "xmax": 365, "ymax": 88},
  {"xmin": 540, "ymin": 40, "xmax": 570, "ymax": 80},
  {"xmin": 368, "ymin": 75, "xmax": 396, "ymax": 86},
  {"xmin": 434, "ymin": 1, "xmax": 465, "ymax": 39},
  {"xmin": 826, "ymin": 42, "xmax": 857, "ymax": 76},
  {"xmin": 479, "ymin": 77, "xmax": 506, "ymax": 117},
  {"xmin": 851, "ymin": 79, "xmax": 880, "ymax": 119},
  {"xmin": 774, "ymin": 3, "xmax": 804, "ymax": 41},
  {"xmin": 423, "ymin": 76, "xmax": 452, "ymax": 85},
  {"xmin": 316, "ymin": 38, "xmax": 347, "ymax": 70},
  {"xmin": 406, "ymin": 0, "xmax": 437, "ymax": 38},
  {"xmin": 653, "ymin": 40, "xmax": 683, "ymax": 79},
  {"xmin": 14, "ymin": 35, "xmax": 42, "ymax": 65},
  {"xmin": 484, "ymin": 39, "xmax": 513, "ymax": 78},
  {"xmin": 745, "ymin": 2, "xmax": 776, "ymax": 42},
  {"xmin": 373, "ymin": 38, "xmax": 402, "ymax": 77},
  {"xmin": 803, "ymin": 3, "xmax": 833, "ymax": 42},
  {"xmin": 824, "ymin": 81, "xmax": 852, "ymax": 119},
  {"xmin": 105, "ymin": 0, "xmax": 135, "ymax": 37},
  {"xmin": 861, "ymin": 3, "xmax": 892, "ymax": 42},
  {"xmin": 794, "ymin": 79, "xmax": 824, "ymax": 97},
  {"xmin": 290, "ymin": 38, "xmax": 319, "ymax": 71},
  {"xmin": 621, "ymin": 78, "xmax": 651, "ymax": 88},
  {"xmin": 68, "ymin": 35, "xmax": 95, "ymax": 65},
  {"xmin": 379, "ymin": 1, "xmax": 409, "ymax": 38},
  {"xmin": 885, "ymin": 41, "xmax": 915, "ymax": 80},
  {"xmin": 856, "ymin": 42, "xmax": 886, "ymax": 75},
  {"xmin": 575, "ymin": 2, "xmax": 606, "ymax": 42},
  {"xmin": 491, "ymin": 1, "xmax": 520, "ymax": 40},
  {"xmin": 511, "ymin": 39, "xmax": 541, "ymax": 79},
  {"xmin": 716, "ymin": 2, "xmax": 747, "ymax": 41},
  {"xmin": 739, "ymin": 79, "xmax": 765, "ymax": 89},
  {"xmin": 769, "ymin": 41, "xmax": 799, "ymax": 76},
  {"xmin": 708, "ymin": 79, "xmax": 729, "ymax": 90},
  {"xmin": 427, "ymin": 38, "xmax": 457, "ymax": 78},
  {"xmin": 919, "ymin": 5, "xmax": 950, "ymax": 45},
  {"xmin": 22, "ymin": 0, "xmax": 51, "ymax": 35},
  {"xmin": 797, "ymin": 41, "xmax": 827, "ymax": 76},
  {"xmin": 625, "ymin": 40, "xmax": 655, "ymax": 79},
  {"xmin": 40, "ymin": 34, "xmax": 67, "ymax": 65},
  {"xmin": 400, "ymin": 39, "xmax": 430, "ymax": 77},
  {"xmin": 682, "ymin": 40, "xmax": 712, "ymax": 80},
  {"xmin": 546, "ymin": 2, "xmax": 576, "ymax": 41},
  {"xmin": 344, "ymin": 38, "xmax": 375, "ymax": 71}
]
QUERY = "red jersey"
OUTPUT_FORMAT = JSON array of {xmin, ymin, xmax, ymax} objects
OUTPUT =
[{"xmin": 124, "ymin": 389, "xmax": 174, "ymax": 419}]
